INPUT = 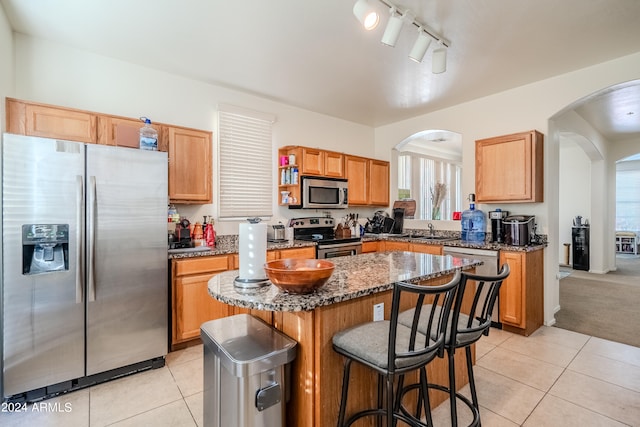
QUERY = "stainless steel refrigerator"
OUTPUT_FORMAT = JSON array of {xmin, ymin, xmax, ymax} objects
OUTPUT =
[{"xmin": 1, "ymin": 133, "xmax": 168, "ymax": 400}]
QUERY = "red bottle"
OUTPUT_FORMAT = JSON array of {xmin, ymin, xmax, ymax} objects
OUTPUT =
[{"xmin": 204, "ymin": 220, "xmax": 216, "ymax": 248}]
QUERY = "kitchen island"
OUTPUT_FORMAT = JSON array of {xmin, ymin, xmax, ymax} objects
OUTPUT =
[{"xmin": 208, "ymin": 251, "xmax": 481, "ymax": 426}]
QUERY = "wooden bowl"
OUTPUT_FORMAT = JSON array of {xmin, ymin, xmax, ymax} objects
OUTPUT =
[{"xmin": 264, "ymin": 259, "xmax": 335, "ymax": 294}]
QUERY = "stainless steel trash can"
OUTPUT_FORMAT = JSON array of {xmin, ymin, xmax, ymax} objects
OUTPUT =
[{"xmin": 201, "ymin": 314, "xmax": 297, "ymax": 427}]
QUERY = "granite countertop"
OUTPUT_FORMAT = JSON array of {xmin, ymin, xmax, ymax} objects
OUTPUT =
[
  {"xmin": 207, "ymin": 251, "xmax": 481, "ymax": 312},
  {"xmin": 168, "ymin": 238, "xmax": 316, "ymax": 259},
  {"xmin": 169, "ymin": 231, "xmax": 546, "ymax": 260},
  {"xmin": 363, "ymin": 233, "xmax": 547, "ymax": 253}
]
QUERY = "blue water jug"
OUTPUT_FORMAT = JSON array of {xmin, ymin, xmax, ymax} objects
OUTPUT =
[{"xmin": 461, "ymin": 194, "xmax": 486, "ymax": 243}]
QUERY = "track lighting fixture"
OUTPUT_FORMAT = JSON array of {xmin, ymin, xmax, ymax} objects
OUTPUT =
[
  {"xmin": 432, "ymin": 44, "xmax": 447, "ymax": 74},
  {"xmin": 409, "ymin": 28, "xmax": 431, "ymax": 63},
  {"xmin": 353, "ymin": 0, "xmax": 379, "ymax": 30},
  {"xmin": 353, "ymin": 0, "xmax": 450, "ymax": 73},
  {"xmin": 381, "ymin": 7, "xmax": 404, "ymax": 47}
]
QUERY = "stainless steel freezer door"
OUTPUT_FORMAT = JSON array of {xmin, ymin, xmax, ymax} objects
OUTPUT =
[
  {"xmin": 2, "ymin": 134, "xmax": 86, "ymax": 396},
  {"xmin": 85, "ymin": 144, "xmax": 168, "ymax": 376}
]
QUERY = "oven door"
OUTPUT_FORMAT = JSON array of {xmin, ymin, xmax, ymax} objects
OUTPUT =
[{"xmin": 317, "ymin": 243, "xmax": 362, "ymax": 259}]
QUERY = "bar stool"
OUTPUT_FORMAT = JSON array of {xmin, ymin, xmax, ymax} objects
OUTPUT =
[
  {"xmin": 398, "ymin": 264, "xmax": 510, "ymax": 426},
  {"xmin": 332, "ymin": 271, "xmax": 461, "ymax": 427}
]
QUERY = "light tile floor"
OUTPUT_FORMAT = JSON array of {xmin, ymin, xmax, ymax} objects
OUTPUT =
[{"xmin": 2, "ymin": 326, "xmax": 640, "ymax": 426}]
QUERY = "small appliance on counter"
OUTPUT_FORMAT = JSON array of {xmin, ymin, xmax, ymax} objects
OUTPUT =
[
  {"xmin": 488, "ymin": 209, "xmax": 509, "ymax": 243},
  {"xmin": 365, "ymin": 211, "xmax": 394, "ymax": 234},
  {"xmin": 503, "ymin": 215, "xmax": 535, "ymax": 246},
  {"xmin": 391, "ymin": 208, "xmax": 405, "ymax": 235},
  {"xmin": 171, "ymin": 217, "xmax": 193, "ymax": 249},
  {"xmin": 268, "ymin": 222, "xmax": 287, "ymax": 242}
]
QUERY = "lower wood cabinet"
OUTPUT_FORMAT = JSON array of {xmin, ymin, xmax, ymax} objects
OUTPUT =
[
  {"xmin": 361, "ymin": 241, "xmax": 380, "ymax": 253},
  {"xmin": 277, "ymin": 246, "xmax": 316, "ymax": 259},
  {"xmin": 368, "ymin": 241, "xmax": 442, "ymax": 254},
  {"xmin": 409, "ymin": 243, "xmax": 443, "ymax": 255},
  {"xmin": 499, "ymin": 249, "xmax": 544, "ymax": 336},
  {"xmin": 171, "ymin": 246, "xmax": 315, "ymax": 348},
  {"xmin": 172, "ymin": 255, "xmax": 231, "ymax": 346},
  {"xmin": 381, "ymin": 241, "xmax": 409, "ymax": 251}
]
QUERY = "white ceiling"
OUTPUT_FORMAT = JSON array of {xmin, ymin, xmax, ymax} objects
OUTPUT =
[{"xmin": 2, "ymin": 0, "xmax": 640, "ymax": 140}]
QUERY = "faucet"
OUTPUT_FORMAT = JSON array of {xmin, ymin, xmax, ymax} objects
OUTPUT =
[{"xmin": 428, "ymin": 223, "xmax": 435, "ymax": 236}]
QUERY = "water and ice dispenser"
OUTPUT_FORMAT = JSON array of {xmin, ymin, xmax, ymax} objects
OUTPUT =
[{"xmin": 22, "ymin": 224, "xmax": 69, "ymax": 274}]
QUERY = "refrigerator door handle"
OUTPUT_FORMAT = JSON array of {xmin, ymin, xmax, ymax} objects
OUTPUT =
[
  {"xmin": 88, "ymin": 175, "xmax": 97, "ymax": 302},
  {"xmin": 76, "ymin": 175, "xmax": 84, "ymax": 304}
]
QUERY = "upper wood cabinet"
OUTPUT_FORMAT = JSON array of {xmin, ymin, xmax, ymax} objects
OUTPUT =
[
  {"xmin": 168, "ymin": 127, "xmax": 212, "ymax": 204},
  {"xmin": 301, "ymin": 147, "xmax": 323, "ymax": 175},
  {"xmin": 324, "ymin": 151, "xmax": 344, "ymax": 177},
  {"xmin": 7, "ymin": 98, "xmax": 213, "ymax": 204},
  {"xmin": 97, "ymin": 115, "xmax": 168, "ymax": 152},
  {"xmin": 345, "ymin": 155, "xmax": 390, "ymax": 207},
  {"xmin": 369, "ymin": 159, "xmax": 390, "ymax": 206},
  {"xmin": 7, "ymin": 98, "xmax": 97, "ymax": 143},
  {"xmin": 475, "ymin": 130, "xmax": 544, "ymax": 203},
  {"xmin": 301, "ymin": 147, "xmax": 344, "ymax": 177},
  {"xmin": 344, "ymin": 155, "xmax": 369, "ymax": 205}
]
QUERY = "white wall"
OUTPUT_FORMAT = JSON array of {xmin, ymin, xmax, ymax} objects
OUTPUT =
[
  {"xmin": 374, "ymin": 51, "xmax": 640, "ymax": 327},
  {"xmin": 13, "ymin": 35, "xmax": 377, "ymax": 235},
  {"xmin": 0, "ymin": 3, "xmax": 14, "ymax": 134},
  {"xmin": 558, "ymin": 140, "xmax": 591, "ymax": 264}
]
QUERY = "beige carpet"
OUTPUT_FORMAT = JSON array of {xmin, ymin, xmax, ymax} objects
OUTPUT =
[{"xmin": 555, "ymin": 255, "xmax": 640, "ymax": 348}]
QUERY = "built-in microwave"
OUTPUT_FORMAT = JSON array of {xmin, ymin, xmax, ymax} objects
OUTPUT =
[{"xmin": 299, "ymin": 176, "xmax": 348, "ymax": 209}]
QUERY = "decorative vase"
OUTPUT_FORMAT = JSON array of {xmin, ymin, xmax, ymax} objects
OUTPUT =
[{"xmin": 432, "ymin": 207, "xmax": 441, "ymax": 220}]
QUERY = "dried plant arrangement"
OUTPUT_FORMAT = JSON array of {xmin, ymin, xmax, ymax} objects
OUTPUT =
[{"xmin": 430, "ymin": 182, "xmax": 447, "ymax": 220}]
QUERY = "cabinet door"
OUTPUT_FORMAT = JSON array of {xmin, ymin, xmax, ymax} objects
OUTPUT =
[
  {"xmin": 19, "ymin": 102, "xmax": 97, "ymax": 143},
  {"xmin": 361, "ymin": 241, "xmax": 379, "ymax": 253},
  {"xmin": 168, "ymin": 127, "xmax": 212, "ymax": 203},
  {"xmin": 97, "ymin": 116, "xmax": 167, "ymax": 151},
  {"xmin": 369, "ymin": 160, "xmax": 390, "ymax": 206},
  {"xmin": 175, "ymin": 273, "xmax": 231, "ymax": 342},
  {"xmin": 267, "ymin": 250, "xmax": 278, "ymax": 261},
  {"xmin": 499, "ymin": 251, "xmax": 525, "ymax": 328},
  {"xmin": 301, "ymin": 148, "xmax": 324, "ymax": 175},
  {"xmin": 409, "ymin": 243, "xmax": 442, "ymax": 255},
  {"xmin": 382, "ymin": 241, "xmax": 409, "ymax": 251},
  {"xmin": 345, "ymin": 155, "xmax": 368, "ymax": 205},
  {"xmin": 324, "ymin": 151, "xmax": 344, "ymax": 177},
  {"xmin": 277, "ymin": 247, "xmax": 316, "ymax": 259},
  {"xmin": 475, "ymin": 130, "xmax": 543, "ymax": 203}
]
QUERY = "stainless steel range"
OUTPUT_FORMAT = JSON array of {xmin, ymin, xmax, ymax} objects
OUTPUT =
[{"xmin": 289, "ymin": 217, "xmax": 362, "ymax": 259}]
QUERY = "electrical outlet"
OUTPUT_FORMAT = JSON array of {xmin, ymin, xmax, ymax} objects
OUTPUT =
[{"xmin": 373, "ymin": 303, "xmax": 384, "ymax": 321}]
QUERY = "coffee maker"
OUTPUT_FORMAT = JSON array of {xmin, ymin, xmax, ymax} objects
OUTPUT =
[
  {"xmin": 488, "ymin": 209, "xmax": 509, "ymax": 243},
  {"xmin": 172, "ymin": 217, "xmax": 193, "ymax": 248},
  {"xmin": 391, "ymin": 208, "xmax": 405, "ymax": 235}
]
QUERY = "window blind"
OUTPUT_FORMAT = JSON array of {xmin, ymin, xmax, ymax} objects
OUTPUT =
[{"xmin": 218, "ymin": 106, "xmax": 274, "ymax": 219}]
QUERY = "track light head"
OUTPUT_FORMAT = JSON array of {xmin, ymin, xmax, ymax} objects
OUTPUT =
[
  {"xmin": 409, "ymin": 29, "xmax": 432, "ymax": 63},
  {"xmin": 432, "ymin": 45, "xmax": 447, "ymax": 74},
  {"xmin": 381, "ymin": 7, "xmax": 404, "ymax": 47},
  {"xmin": 353, "ymin": 0, "xmax": 379, "ymax": 30}
]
